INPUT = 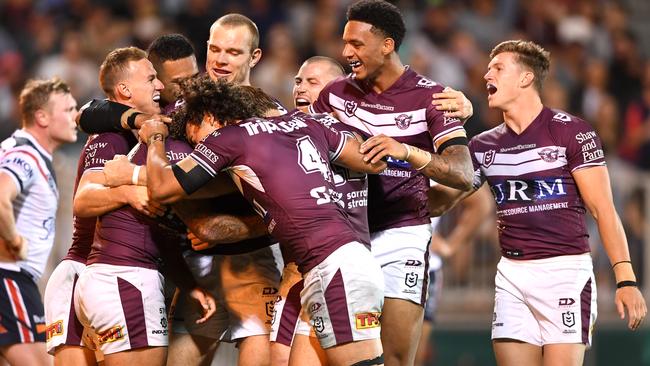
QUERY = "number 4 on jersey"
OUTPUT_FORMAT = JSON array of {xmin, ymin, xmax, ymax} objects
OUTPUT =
[{"xmin": 296, "ymin": 136, "xmax": 332, "ymax": 182}]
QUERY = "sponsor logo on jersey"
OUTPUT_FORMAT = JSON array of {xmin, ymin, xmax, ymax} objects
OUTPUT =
[
  {"xmin": 538, "ymin": 148, "xmax": 559, "ymax": 162},
  {"xmin": 195, "ymin": 143, "xmax": 219, "ymax": 164},
  {"xmin": 355, "ymin": 312, "xmax": 381, "ymax": 329},
  {"xmin": 405, "ymin": 260, "xmax": 422, "ymax": 267},
  {"xmin": 559, "ymin": 298, "xmax": 576, "ymax": 307},
  {"xmin": 575, "ymin": 131, "xmax": 597, "ymax": 144},
  {"xmin": 443, "ymin": 116, "xmax": 461, "ymax": 126},
  {"xmin": 405, "ymin": 272, "xmax": 418, "ymax": 288},
  {"xmin": 310, "ymin": 303, "xmax": 323, "ymax": 314},
  {"xmin": 98, "ymin": 325, "xmax": 126, "ymax": 344},
  {"xmin": 416, "ymin": 77, "xmax": 437, "ymax": 88},
  {"xmin": 491, "ymin": 178, "xmax": 567, "ymax": 204},
  {"xmin": 313, "ymin": 316, "xmax": 325, "ymax": 333},
  {"xmin": 266, "ymin": 300, "xmax": 275, "ymax": 319},
  {"xmin": 360, "ymin": 101, "xmax": 394, "ymax": 111},
  {"xmin": 45, "ymin": 320, "xmax": 63, "ymax": 341},
  {"xmin": 482, "ymin": 149, "xmax": 496, "ymax": 168},
  {"xmin": 344, "ymin": 100, "xmax": 358, "ymax": 117},
  {"xmin": 394, "ymin": 114, "xmax": 412, "ymax": 130},
  {"xmin": 562, "ymin": 311, "xmax": 576, "ymax": 328},
  {"xmin": 552, "ymin": 112, "xmax": 572, "ymax": 123},
  {"xmin": 263, "ymin": 287, "xmax": 279, "ymax": 296}
]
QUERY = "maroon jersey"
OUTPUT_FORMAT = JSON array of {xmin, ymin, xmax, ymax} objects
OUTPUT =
[
  {"xmin": 180, "ymin": 110, "xmax": 363, "ymax": 273},
  {"xmin": 310, "ymin": 68, "xmax": 466, "ymax": 232},
  {"xmin": 469, "ymin": 107, "xmax": 606, "ymax": 260},
  {"xmin": 87, "ymin": 138, "xmax": 193, "ymax": 269},
  {"xmin": 64, "ymin": 132, "xmax": 138, "ymax": 263}
]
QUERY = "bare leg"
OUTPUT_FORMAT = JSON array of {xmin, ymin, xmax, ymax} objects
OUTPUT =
[
  {"xmin": 238, "ymin": 335, "xmax": 270, "ymax": 366},
  {"xmin": 493, "ymin": 339, "xmax": 542, "ymax": 366},
  {"xmin": 167, "ymin": 333, "xmax": 218, "ymax": 366},
  {"xmin": 104, "ymin": 346, "xmax": 167, "ymax": 366},
  {"xmin": 0, "ymin": 343, "xmax": 50, "ymax": 366},
  {"xmin": 381, "ymin": 298, "xmax": 424, "ymax": 366},
  {"xmin": 542, "ymin": 343, "xmax": 585, "ymax": 366},
  {"xmin": 414, "ymin": 320, "xmax": 433, "ymax": 366},
  {"xmin": 54, "ymin": 345, "xmax": 97, "ymax": 366},
  {"xmin": 287, "ymin": 335, "xmax": 326, "ymax": 366}
]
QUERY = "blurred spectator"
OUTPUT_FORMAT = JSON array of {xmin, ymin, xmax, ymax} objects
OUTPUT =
[{"xmin": 619, "ymin": 60, "xmax": 650, "ymax": 170}]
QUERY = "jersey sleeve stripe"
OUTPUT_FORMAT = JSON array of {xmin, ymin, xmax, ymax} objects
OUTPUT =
[
  {"xmin": 2, "ymin": 149, "xmax": 49, "ymax": 182},
  {"xmin": 189, "ymin": 155, "xmax": 217, "ymax": 177},
  {"xmin": 431, "ymin": 126, "xmax": 466, "ymax": 146},
  {"xmin": 0, "ymin": 167, "xmax": 24, "ymax": 193},
  {"xmin": 329, "ymin": 134, "xmax": 347, "ymax": 162},
  {"xmin": 570, "ymin": 162, "xmax": 607, "ymax": 172}
]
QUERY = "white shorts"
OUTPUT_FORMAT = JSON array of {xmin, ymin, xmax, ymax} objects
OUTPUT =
[
  {"xmin": 44, "ymin": 260, "xmax": 87, "ymax": 354},
  {"xmin": 370, "ymin": 224, "xmax": 432, "ymax": 305},
  {"xmin": 269, "ymin": 263, "xmax": 314, "ymax": 346},
  {"xmin": 174, "ymin": 245, "xmax": 281, "ymax": 342},
  {"xmin": 492, "ymin": 254, "xmax": 597, "ymax": 346},
  {"xmin": 74, "ymin": 264, "xmax": 168, "ymax": 354},
  {"xmin": 301, "ymin": 242, "xmax": 384, "ymax": 349}
]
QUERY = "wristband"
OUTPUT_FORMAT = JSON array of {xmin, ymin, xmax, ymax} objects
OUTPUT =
[
  {"xmin": 415, "ymin": 151, "xmax": 432, "ymax": 170},
  {"xmin": 402, "ymin": 143, "xmax": 411, "ymax": 160},
  {"xmin": 616, "ymin": 280, "xmax": 638, "ymax": 289},
  {"xmin": 127, "ymin": 111, "xmax": 142, "ymax": 129},
  {"xmin": 132, "ymin": 165, "xmax": 141, "ymax": 185},
  {"xmin": 612, "ymin": 260, "xmax": 632, "ymax": 269}
]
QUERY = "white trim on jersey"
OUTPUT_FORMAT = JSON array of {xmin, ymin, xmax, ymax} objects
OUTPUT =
[
  {"xmin": 571, "ymin": 162, "xmax": 607, "ymax": 172},
  {"xmin": 329, "ymin": 133, "xmax": 347, "ymax": 162},
  {"xmin": 227, "ymin": 165, "xmax": 265, "ymax": 193},
  {"xmin": 190, "ymin": 154, "xmax": 218, "ymax": 177},
  {"xmin": 475, "ymin": 146, "xmax": 568, "ymax": 176},
  {"xmin": 328, "ymin": 94, "xmax": 428, "ymax": 137}
]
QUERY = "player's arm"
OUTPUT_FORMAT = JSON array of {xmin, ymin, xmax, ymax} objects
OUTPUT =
[
  {"xmin": 333, "ymin": 135, "xmax": 387, "ymax": 173},
  {"xmin": 431, "ymin": 87, "xmax": 473, "ymax": 122},
  {"xmin": 573, "ymin": 166, "xmax": 647, "ymax": 330},
  {"xmin": 76, "ymin": 99, "xmax": 169, "ymax": 133},
  {"xmin": 172, "ymin": 200, "xmax": 267, "ymax": 245},
  {"xmin": 360, "ymin": 134, "xmax": 474, "ymax": 190},
  {"xmin": 430, "ymin": 184, "xmax": 493, "ymax": 258},
  {"xmin": 73, "ymin": 169, "xmax": 165, "ymax": 218},
  {"xmin": 0, "ymin": 172, "xmax": 25, "ymax": 260}
]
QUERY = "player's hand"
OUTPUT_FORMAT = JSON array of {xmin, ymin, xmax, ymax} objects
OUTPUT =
[
  {"xmin": 432, "ymin": 87, "xmax": 473, "ymax": 121},
  {"xmin": 188, "ymin": 287, "xmax": 217, "ymax": 324},
  {"xmin": 104, "ymin": 155, "xmax": 136, "ymax": 187},
  {"xmin": 615, "ymin": 286, "xmax": 647, "ymax": 330},
  {"xmin": 135, "ymin": 113, "xmax": 171, "ymax": 129},
  {"xmin": 138, "ymin": 119, "xmax": 169, "ymax": 143},
  {"xmin": 187, "ymin": 230, "xmax": 213, "ymax": 251},
  {"xmin": 125, "ymin": 186, "xmax": 166, "ymax": 217},
  {"xmin": 429, "ymin": 233, "xmax": 453, "ymax": 259},
  {"xmin": 360, "ymin": 134, "xmax": 408, "ymax": 164},
  {"xmin": 0, "ymin": 235, "xmax": 27, "ymax": 261}
]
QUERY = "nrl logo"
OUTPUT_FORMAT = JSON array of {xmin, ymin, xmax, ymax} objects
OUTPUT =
[
  {"xmin": 562, "ymin": 311, "xmax": 575, "ymax": 328},
  {"xmin": 538, "ymin": 148, "xmax": 559, "ymax": 163},
  {"xmin": 404, "ymin": 272, "xmax": 418, "ymax": 288},
  {"xmin": 482, "ymin": 149, "xmax": 496, "ymax": 168},
  {"xmin": 344, "ymin": 100, "xmax": 358, "ymax": 117},
  {"xmin": 394, "ymin": 113, "xmax": 412, "ymax": 130}
]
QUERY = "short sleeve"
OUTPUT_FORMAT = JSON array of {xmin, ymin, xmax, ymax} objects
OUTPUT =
[
  {"xmin": 188, "ymin": 128, "xmax": 239, "ymax": 178},
  {"xmin": 82, "ymin": 134, "xmax": 126, "ymax": 172},
  {"xmin": 0, "ymin": 149, "xmax": 40, "ymax": 193},
  {"xmin": 425, "ymin": 103, "xmax": 467, "ymax": 152},
  {"xmin": 563, "ymin": 118, "xmax": 606, "ymax": 172}
]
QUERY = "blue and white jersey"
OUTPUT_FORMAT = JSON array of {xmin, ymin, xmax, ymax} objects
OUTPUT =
[{"xmin": 0, "ymin": 129, "xmax": 58, "ymax": 280}]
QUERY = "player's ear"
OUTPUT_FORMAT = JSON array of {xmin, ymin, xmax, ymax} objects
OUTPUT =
[
  {"xmin": 250, "ymin": 48, "xmax": 262, "ymax": 68},
  {"xmin": 382, "ymin": 38, "xmax": 395, "ymax": 56},
  {"xmin": 32, "ymin": 108, "xmax": 49, "ymax": 128},
  {"xmin": 520, "ymin": 71, "xmax": 534, "ymax": 88},
  {"xmin": 116, "ymin": 82, "xmax": 131, "ymax": 99}
]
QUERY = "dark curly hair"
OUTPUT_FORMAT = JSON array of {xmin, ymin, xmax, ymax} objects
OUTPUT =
[
  {"xmin": 347, "ymin": 0, "xmax": 405, "ymax": 51},
  {"xmin": 169, "ymin": 75, "xmax": 277, "ymax": 140}
]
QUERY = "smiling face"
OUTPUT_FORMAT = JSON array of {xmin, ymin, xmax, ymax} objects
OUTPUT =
[
  {"xmin": 205, "ymin": 24, "xmax": 261, "ymax": 86},
  {"xmin": 484, "ymin": 52, "xmax": 531, "ymax": 109},
  {"xmin": 157, "ymin": 55, "xmax": 199, "ymax": 105},
  {"xmin": 292, "ymin": 60, "xmax": 343, "ymax": 109},
  {"xmin": 342, "ymin": 20, "xmax": 389, "ymax": 81},
  {"xmin": 45, "ymin": 92, "xmax": 78, "ymax": 144},
  {"xmin": 124, "ymin": 58, "xmax": 164, "ymax": 114}
]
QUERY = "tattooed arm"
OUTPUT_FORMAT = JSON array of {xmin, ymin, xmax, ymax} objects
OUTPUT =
[
  {"xmin": 360, "ymin": 134, "xmax": 474, "ymax": 191},
  {"xmin": 172, "ymin": 198, "xmax": 267, "ymax": 244}
]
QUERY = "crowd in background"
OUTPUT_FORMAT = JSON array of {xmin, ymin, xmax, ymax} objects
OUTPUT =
[{"xmin": 0, "ymin": 0, "xmax": 648, "ymax": 322}]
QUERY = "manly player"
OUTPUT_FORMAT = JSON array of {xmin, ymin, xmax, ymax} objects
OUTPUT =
[
  {"xmin": 427, "ymin": 40, "xmax": 647, "ymax": 366},
  {"xmin": 309, "ymin": 1, "xmax": 474, "ymax": 364}
]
